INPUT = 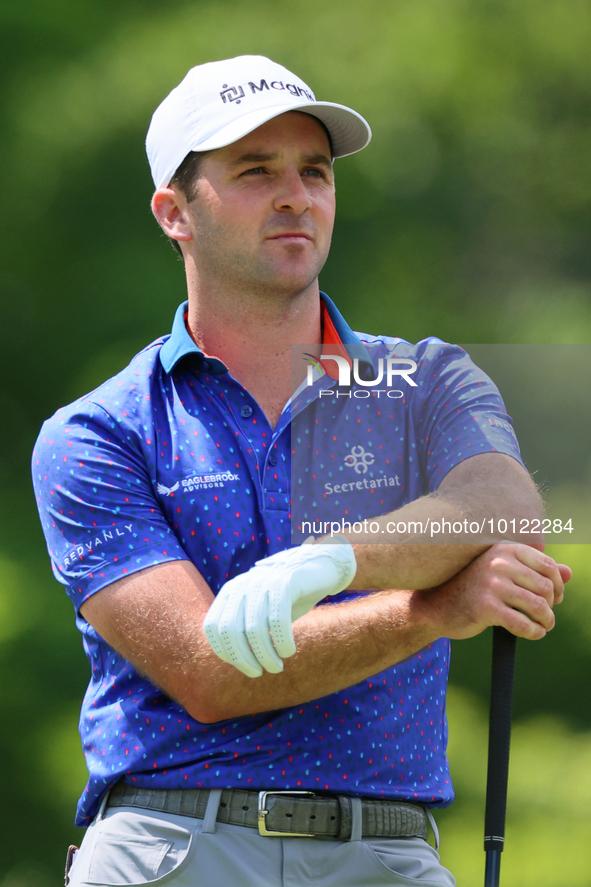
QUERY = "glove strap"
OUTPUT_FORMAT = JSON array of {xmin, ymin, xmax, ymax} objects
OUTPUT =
[{"xmin": 256, "ymin": 536, "xmax": 357, "ymax": 590}]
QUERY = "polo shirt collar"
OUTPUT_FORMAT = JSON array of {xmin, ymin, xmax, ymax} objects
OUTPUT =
[
  {"xmin": 159, "ymin": 301, "xmax": 224, "ymax": 375},
  {"xmin": 159, "ymin": 294, "xmax": 372, "ymax": 375}
]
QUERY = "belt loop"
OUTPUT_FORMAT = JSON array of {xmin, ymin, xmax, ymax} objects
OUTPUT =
[
  {"xmin": 349, "ymin": 797, "xmax": 363, "ymax": 842},
  {"xmin": 426, "ymin": 808, "xmax": 440, "ymax": 851},
  {"xmin": 337, "ymin": 796, "xmax": 352, "ymax": 840},
  {"xmin": 201, "ymin": 789, "xmax": 222, "ymax": 834},
  {"xmin": 95, "ymin": 789, "xmax": 111, "ymax": 823}
]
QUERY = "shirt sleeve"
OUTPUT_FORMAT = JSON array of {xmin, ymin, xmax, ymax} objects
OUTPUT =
[
  {"xmin": 412, "ymin": 342, "xmax": 524, "ymax": 491},
  {"xmin": 32, "ymin": 399, "xmax": 190, "ymax": 613}
]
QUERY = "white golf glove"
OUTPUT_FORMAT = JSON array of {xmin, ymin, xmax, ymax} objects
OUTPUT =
[{"xmin": 203, "ymin": 537, "xmax": 357, "ymax": 678}]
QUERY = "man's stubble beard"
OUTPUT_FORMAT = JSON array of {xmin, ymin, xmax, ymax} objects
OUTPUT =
[{"xmin": 190, "ymin": 207, "xmax": 332, "ymax": 305}]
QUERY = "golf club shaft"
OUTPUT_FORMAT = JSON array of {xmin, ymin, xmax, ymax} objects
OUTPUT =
[
  {"xmin": 484, "ymin": 626, "xmax": 517, "ymax": 887},
  {"xmin": 485, "ymin": 850, "xmax": 502, "ymax": 887}
]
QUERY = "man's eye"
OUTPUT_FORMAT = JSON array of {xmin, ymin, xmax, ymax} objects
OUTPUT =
[
  {"xmin": 303, "ymin": 168, "xmax": 324, "ymax": 178},
  {"xmin": 243, "ymin": 167, "xmax": 265, "ymax": 175}
]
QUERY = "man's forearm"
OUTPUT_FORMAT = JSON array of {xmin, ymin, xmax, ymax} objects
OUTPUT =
[
  {"xmin": 81, "ymin": 543, "xmax": 566, "ymax": 724},
  {"xmin": 333, "ymin": 453, "xmax": 544, "ymax": 591},
  {"xmin": 81, "ymin": 561, "xmax": 433, "ymax": 724},
  {"xmin": 185, "ymin": 544, "xmax": 563, "ymax": 722},
  {"xmin": 344, "ymin": 494, "xmax": 487, "ymax": 589},
  {"xmin": 194, "ymin": 588, "xmax": 435, "ymax": 722}
]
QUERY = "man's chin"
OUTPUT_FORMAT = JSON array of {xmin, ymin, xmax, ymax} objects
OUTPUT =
[
  {"xmin": 257, "ymin": 255, "xmax": 328, "ymax": 296},
  {"xmin": 259, "ymin": 271, "xmax": 323, "ymax": 300}
]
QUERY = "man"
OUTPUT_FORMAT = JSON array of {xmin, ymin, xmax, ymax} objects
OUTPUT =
[{"xmin": 32, "ymin": 55, "xmax": 570, "ymax": 886}]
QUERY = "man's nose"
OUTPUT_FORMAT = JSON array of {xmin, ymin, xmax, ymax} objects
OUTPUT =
[{"xmin": 273, "ymin": 169, "xmax": 312, "ymax": 215}]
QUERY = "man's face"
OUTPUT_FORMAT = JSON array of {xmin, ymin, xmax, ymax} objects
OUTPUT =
[{"xmin": 180, "ymin": 111, "xmax": 336, "ymax": 299}]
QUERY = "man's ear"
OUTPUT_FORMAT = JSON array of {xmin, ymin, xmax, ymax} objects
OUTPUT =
[{"xmin": 151, "ymin": 188, "xmax": 193, "ymax": 243}]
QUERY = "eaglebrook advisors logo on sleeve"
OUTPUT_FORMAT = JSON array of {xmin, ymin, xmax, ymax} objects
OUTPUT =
[
  {"xmin": 303, "ymin": 353, "xmax": 418, "ymax": 399},
  {"xmin": 157, "ymin": 471, "xmax": 240, "ymax": 496}
]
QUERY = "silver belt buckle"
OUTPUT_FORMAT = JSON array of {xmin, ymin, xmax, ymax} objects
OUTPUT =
[{"xmin": 257, "ymin": 790, "xmax": 316, "ymax": 837}]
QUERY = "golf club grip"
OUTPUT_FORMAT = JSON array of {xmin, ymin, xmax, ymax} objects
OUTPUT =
[{"xmin": 484, "ymin": 626, "xmax": 517, "ymax": 852}]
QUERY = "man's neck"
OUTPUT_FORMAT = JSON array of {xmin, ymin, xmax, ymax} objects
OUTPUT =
[{"xmin": 185, "ymin": 275, "xmax": 322, "ymax": 427}]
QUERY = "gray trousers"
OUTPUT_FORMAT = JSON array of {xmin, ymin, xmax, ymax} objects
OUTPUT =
[{"xmin": 67, "ymin": 792, "xmax": 456, "ymax": 887}]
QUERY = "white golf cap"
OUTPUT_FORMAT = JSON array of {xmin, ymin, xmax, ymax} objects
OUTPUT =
[{"xmin": 146, "ymin": 55, "xmax": 372, "ymax": 188}]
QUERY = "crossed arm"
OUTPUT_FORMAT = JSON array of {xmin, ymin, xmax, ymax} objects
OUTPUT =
[
  {"xmin": 80, "ymin": 454, "xmax": 570, "ymax": 724},
  {"xmin": 337, "ymin": 452, "xmax": 547, "ymax": 590}
]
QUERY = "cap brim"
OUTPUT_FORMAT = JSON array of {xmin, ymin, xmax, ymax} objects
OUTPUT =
[
  {"xmin": 194, "ymin": 100, "xmax": 371, "ymax": 158},
  {"xmin": 156, "ymin": 101, "xmax": 371, "ymax": 187}
]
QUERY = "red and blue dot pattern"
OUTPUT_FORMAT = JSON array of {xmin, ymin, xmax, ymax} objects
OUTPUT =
[{"xmin": 32, "ymin": 296, "xmax": 522, "ymax": 826}]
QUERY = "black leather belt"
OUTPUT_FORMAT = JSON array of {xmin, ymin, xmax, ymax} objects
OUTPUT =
[{"xmin": 107, "ymin": 783, "xmax": 428, "ymax": 841}]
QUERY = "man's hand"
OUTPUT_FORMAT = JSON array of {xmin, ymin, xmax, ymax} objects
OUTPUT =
[
  {"xmin": 419, "ymin": 543, "xmax": 571, "ymax": 641},
  {"xmin": 203, "ymin": 539, "xmax": 357, "ymax": 677}
]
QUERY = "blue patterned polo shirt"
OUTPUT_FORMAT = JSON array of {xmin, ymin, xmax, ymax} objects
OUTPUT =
[{"xmin": 32, "ymin": 294, "xmax": 522, "ymax": 826}]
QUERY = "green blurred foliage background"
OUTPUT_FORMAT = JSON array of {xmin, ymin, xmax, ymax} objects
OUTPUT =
[{"xmin": 1, "ymin": 1, "xmax": 590, "ymax": 884}]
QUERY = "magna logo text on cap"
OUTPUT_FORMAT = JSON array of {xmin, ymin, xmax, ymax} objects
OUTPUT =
[{"xmin": 220, "ymin": 79, "xmax": 315, "ymax": 105}]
